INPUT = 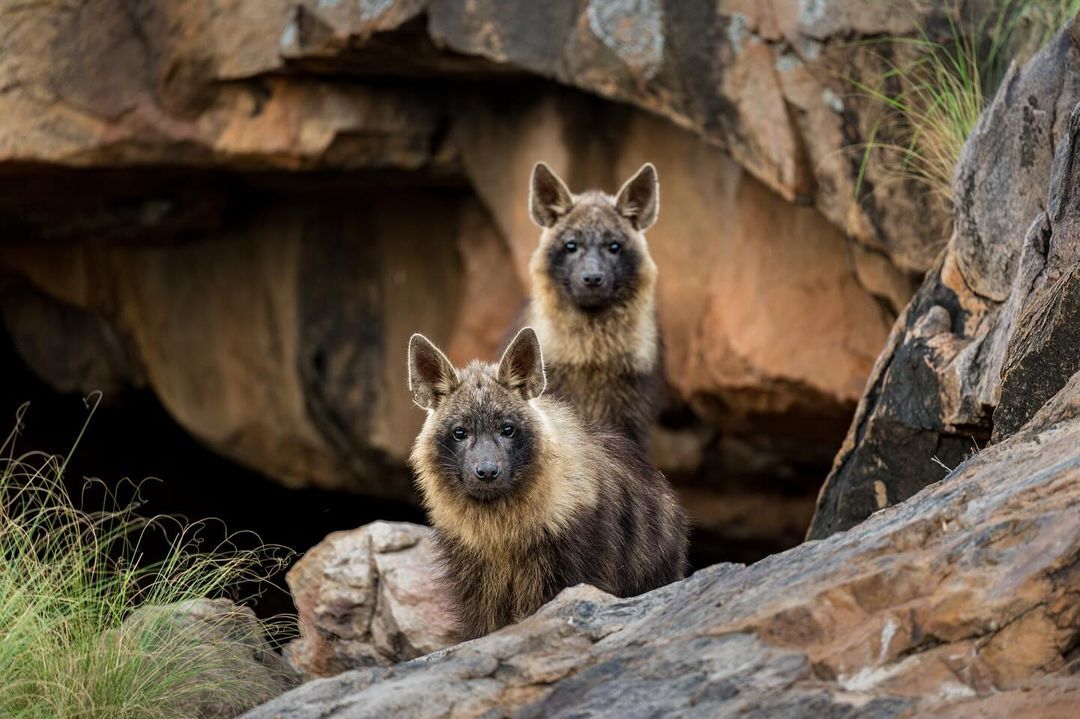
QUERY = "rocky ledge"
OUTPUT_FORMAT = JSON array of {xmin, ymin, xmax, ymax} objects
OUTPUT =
[{"xmin": 246, "ymin": 367, "xmax": 1080, "ymax": 718}]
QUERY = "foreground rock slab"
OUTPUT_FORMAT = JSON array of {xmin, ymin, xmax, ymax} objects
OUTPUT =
[
  {"xmin": 244, "ymin": 375, "xmax": 1080, "ymax": 718},
  {"xmin": 286, "ymin": 521, "xmax": 458, "ymax": 678}
]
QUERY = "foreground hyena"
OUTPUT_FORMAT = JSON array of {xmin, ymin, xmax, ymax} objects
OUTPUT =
[{"xmin": 408, "ymin": 327, "xmax": 687, "ymax": 638}]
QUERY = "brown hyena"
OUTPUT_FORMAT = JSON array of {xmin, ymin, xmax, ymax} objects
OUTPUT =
[
  {"xmin": 407, "ymin": 327, "xmax": 687, "ymax": 638},
  {"xmin": 526, "ymin": 162, "xmax": 663, "ymax": 449}
]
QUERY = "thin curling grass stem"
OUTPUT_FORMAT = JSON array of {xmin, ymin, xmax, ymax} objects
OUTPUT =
[
  {"xmin": 851, "ymin": 0, "xmax": 1080, "ymax": 209},
  {"xmin": 0, "ymin": 397, "xmax": 295, "ymax": 719}
]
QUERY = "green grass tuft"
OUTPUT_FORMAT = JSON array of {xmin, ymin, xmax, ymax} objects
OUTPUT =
[
  {"xmin": 0, "ymin": 396, "xmax": 293, "ymax": 719},
  {"xmin": 853, "ymin": 0, "xmax": 1080, "ymax": 207}
]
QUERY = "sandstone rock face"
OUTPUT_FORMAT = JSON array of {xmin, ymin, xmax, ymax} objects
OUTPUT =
[
  {"xmin": 243, "ymin": 371, "xmax": 1080, "ymax": 718},
  {"xmin": 0, "ymin": 1, "xmax": 1017, "ymax": 554},
  {"xmin": 0, "ymin": 0, "xmax": 952, "ymax": 275},
  {"xmin": 0, "ymin": 186, "xmax": 519, "ymax": 497},
  {"xmin": 808, "ymin": 18, "xmax": 1080, "ymax": 539},
  {"xmin": 123, "ymin": 598, "xmax": 298, "ymax": 719},
  {"xmin": 285, "ymin": 521, "xmax": 458, "ymax": 678}
]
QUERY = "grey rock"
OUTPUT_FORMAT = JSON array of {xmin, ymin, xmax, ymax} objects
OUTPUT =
[
  {"xmin": 244, "ymin": 375, "xmax": 1080, "ymax": 718},
  {"xmin": 123, "ymin": 598, "xmax": 298, "ymax": 719},
  {"xmin": 995, "ymin": 263, "xmax": 1080, "ymax": 439},
  {"xmin": 952, "ymin": 22, "xmax": 1080, "ymax": 301}
]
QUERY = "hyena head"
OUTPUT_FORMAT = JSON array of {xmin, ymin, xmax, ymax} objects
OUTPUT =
[
  {"xmin": 408, "ymin": 328, "xmax": 547, "ymax": 502},
  {"xmin": 529, "ymin": 162, "xmax": 659, "ymax": 313}
]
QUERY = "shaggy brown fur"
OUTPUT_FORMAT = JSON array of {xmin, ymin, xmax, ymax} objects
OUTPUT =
[
  {"xmin": 526, "ymin": 162, "xmax": 664, "ymax": 449},
  {"xmin": 408, "ymin": 328, "xmax": 688, "ymax": 639}
]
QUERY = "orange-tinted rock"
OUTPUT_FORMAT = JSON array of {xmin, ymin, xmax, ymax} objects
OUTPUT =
[
  {"xmin": 1, "ymin": 0, "xmax": 958, "ymax": 272},
  {"xmin": 0, "ymin": 185, "xmax": 522, "ymax": 496},
  {"xmin": 285, "ymin": 522, "xmax": 458, "ymax": 678}
]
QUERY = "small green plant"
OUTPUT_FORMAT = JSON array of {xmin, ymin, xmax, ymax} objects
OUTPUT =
[
  {"xmin": 853, "ymin": 0, "xmax": 1080, "ymax": 206},
  {"xmin": 0, "ymin": 397, "xmax": 293, "ymax": 719}
]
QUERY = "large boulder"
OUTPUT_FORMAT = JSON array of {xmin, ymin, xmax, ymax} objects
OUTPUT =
[
  {"xmin": 285, "ymin": 521, "xmax": 458, "ymax": 677},
  {"xmin": 808, "ymin": 18, "xmax": 1080, "ymax": 539},
  {"xmin": 242, "ymin": 371, "xmax": 1080, "ymax": 718}
]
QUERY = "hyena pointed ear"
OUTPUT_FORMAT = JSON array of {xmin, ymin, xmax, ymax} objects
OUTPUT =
[
  {"xmin": 529, "ymin": 162, "xmax": 574, "ymax": 228},
  {"xmin": 615, "ymin": 163, "xmax": 659, "ymax": 230},
  {"xmin": 497, "ymin": 327, "xmax": 546, "ymax": 400},
  {"xmin": 408, "ymin": 333, "xmax": 459, "ymax": 410}
]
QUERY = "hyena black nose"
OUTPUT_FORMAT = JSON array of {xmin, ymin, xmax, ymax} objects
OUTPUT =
[
  {"xmin": 474, "ymin": 462, "xmax": 501, "ymax": 481},
  {"xmin": 581, "ymin": 271, "xmax": 605, "ymax": 287}
]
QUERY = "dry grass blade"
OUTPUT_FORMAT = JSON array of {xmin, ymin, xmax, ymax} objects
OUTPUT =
[
  {"xmin": 853, "ymin": 0, "xmax": 1080, "ymax": 209},
  {"xmin": 0, "ymin": 397, "xmax": 295, "ymax": 719}
]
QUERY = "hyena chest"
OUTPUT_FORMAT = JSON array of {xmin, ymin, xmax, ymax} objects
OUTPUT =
[
  {"xmin": 545, "ymin": 362, "xmax": 659, "ymax": 443},
  {"xmin": 462, "ymin": 548, "xmax": 552, "ymax": 626},
  {"xmin": 477, "ymin": 554, "xmax": 552, "ymax": 624}
]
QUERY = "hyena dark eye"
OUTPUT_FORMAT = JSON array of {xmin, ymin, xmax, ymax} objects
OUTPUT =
[
  {"xmin": 501, "ymin": 423, "xmax": 516, "ymax": 438},
  {"xmin": 452, "ymin": 427, "xmax": 467, "ymax": 441},
  {"xmin": 608, "ymin": 242, "xmax": 622, "ymax": 254},
  {"xmin": 564, "ymin": 241, "xmax": 578, "ymax": 253}
]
